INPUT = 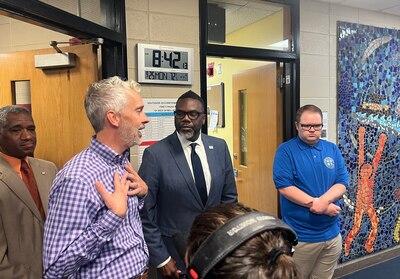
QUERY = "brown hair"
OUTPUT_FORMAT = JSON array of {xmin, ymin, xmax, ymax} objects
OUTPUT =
[
  {"xmin": 295, "ymin": 104, "xmax": 323, "ymax": 123},
  {"xmin": 186, "ymin": 203, "xmax": 299, "ymax": 279}
]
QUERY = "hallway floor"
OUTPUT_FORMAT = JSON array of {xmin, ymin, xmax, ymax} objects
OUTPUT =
[{"xmin": 339, "ymin": 255, "xmax": 400, "ymax": 278}]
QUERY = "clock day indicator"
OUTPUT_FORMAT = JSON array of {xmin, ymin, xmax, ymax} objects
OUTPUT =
[{"xmin": 137, "ymin": 43, "xmax": 194, "ymax": 85}]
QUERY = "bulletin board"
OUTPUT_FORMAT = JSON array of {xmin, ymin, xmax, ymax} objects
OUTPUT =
[
  {"xmin": 207, "ymin": 82, "xmax": 225, "ymax": 128},
  {"xmin": 138, "ymin": 98, "xmax": 176, "ymax": 168}
]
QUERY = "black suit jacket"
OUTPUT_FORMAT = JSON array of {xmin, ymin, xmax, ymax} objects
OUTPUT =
[{"xmin": 139, "ymin": 132, "xmax": 237, "ymax": 269}]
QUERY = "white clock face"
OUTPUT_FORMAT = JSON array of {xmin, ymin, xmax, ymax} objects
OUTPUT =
[{"xmin": 137, "ymin": 44, "xmax": 194, "ymax": 85}]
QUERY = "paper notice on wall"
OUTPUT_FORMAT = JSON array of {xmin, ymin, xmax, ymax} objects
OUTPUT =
[
  {"xmin": 321, "ymin": 111, "xmax": 328, "ymax": 140},
  {"xmin": 208, "ymin": 110, "xmax": 219, "ymax": 131},
  {"xmin": 138, "ymin": 99, "xmax": 176, "ymax": 167}
]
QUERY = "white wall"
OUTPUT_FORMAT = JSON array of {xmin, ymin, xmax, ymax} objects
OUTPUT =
[
  {"xmin": 0, "ymin": 15, "xmax": 70, "ymax": 53},
  {"xmin": 125, "ymin": 0, "xmax": 200, "ymax": 96},
  {"xmin": 125, "ymin": 0, "xmax": 200, "ymax": 164},
  {"xmin": 299, "ymin": 0, "xmax": 400, "ymax": 143}
]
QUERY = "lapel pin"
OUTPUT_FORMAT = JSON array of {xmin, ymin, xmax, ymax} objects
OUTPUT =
[{"xmin": 209, "ymin": 146, "xmax": 214, "ymax": 149}]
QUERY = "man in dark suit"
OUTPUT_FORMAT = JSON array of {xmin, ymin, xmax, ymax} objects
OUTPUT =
[
  {"xmin": 139, "ymin": 91, "xmax": 237, "ymax": 278},
  {"xmin": 0, "ymin": 105, "xmax": 57, "ymax": 278}
]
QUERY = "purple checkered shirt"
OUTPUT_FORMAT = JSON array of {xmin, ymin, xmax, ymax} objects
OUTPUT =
[{"xmin": 43, "ymin": 137, "xmax": 148, "ymax": 278}]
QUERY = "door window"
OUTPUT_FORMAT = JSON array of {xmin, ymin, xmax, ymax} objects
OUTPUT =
[
  {"xmin": 12, "ymin": 80, "xmax": 31, "ymax": 111},
  {"xmin": 239, "ymin": 90, "xmax": 247, "ymax": 166},
  {"xmin": 207, "ymin": 0, "xmax": 292, "ymax": 51}
]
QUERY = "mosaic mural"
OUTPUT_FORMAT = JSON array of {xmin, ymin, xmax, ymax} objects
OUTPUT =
[{"xmin": 337, "ymin": 21, "xmax": 400, "ymax": 263}]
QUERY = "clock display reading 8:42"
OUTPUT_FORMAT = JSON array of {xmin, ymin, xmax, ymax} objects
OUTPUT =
[
  {"xmin": 138, "ymin": 43, "xmax": 194, "ymax": 85},
  {"xmin": 144, "ymin": 49, "xmax": 189, "ymax": 69}
]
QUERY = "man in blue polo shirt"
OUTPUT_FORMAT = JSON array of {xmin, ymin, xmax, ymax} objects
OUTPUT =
[{"xmin": 273, "ymin": 104, "xmax": 348, "ymax": 279}]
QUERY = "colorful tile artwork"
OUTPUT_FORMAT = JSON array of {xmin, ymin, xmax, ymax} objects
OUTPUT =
[{"xmin": 337, "ymin": 21, "xmax": 400, "ymax": 263}]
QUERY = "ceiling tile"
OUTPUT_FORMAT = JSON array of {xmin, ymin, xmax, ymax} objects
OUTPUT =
[
  {"xmin": 341, "ymin": 0, "xmax": 400, "ymax": 11},
  {"xmin": 312, "ymin": 0, "xmax": 400, "ymax": 16}
]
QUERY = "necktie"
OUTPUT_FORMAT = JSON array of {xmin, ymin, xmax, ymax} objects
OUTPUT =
[
  {"xmin": 20, "ymin": 160, "xmax": 46, "ymax": 220},
  {"xmin": 190, "ymin": 143, "xmax": 207, "ymax": 206}
]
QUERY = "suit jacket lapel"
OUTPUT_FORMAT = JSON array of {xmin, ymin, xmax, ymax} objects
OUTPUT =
[
  {"xmin": 0, "ymin": 157, "xmax": 43, "ymax": 221},
  {"xmin": 29, "ymin": 157, "xmax": 51, "ymax": 215},
  {"xmin": 202, "ymin": 135, "xmax": 217, "ymax": 205},
  {"xmin": 168, "ymin": 133, "xmax": 204, "ymax": 207}
]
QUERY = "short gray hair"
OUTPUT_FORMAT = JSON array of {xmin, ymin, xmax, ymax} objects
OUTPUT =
[
  {"xmin": 0, "ymin": 105, "xmax": 31, "ymax": 134},
  {"xmin": 85, "ymin": 76, "xmax": 141, "ymax": 133}
]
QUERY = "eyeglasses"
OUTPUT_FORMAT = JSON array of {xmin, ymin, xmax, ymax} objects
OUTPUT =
[
  {"xmin": 174, "ymin": 110, "xmax": 204, "ymax": 120},
  {"xmin": 299, "ymin": 123, "xmax": 323, "ymax": 131}
]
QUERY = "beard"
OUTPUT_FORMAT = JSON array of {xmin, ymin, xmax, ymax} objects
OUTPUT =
[
  {"xmin": 179, "ymin": 129, "xmax": 194, "ymax": 140},
  {"xmin": 119, "ymin": 120, "xmax": 142, "ymax": 148}
]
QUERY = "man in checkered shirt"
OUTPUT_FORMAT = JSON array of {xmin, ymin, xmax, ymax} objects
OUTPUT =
[{"xmin": 43, "ymin": 76, "xmax": 150, "ymax": 279}]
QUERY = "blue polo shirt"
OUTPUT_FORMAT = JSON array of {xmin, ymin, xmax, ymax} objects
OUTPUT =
[{"xmin": 273, "ymin": 137, "xmax": 349, "ymax": 242}]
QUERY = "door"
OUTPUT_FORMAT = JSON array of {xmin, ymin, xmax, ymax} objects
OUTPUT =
[
  {"xmin": 233, "ymin": 63, "xmax": 282, "ymax": 215},
  {"xmin": 0, "ymin": 44, "xmax": 98, "ymax": 168}
]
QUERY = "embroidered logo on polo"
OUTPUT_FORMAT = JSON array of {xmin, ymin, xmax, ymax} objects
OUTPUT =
[{"xmin": 324, "ymin": 157, "xmax": 335, "ymax": 169}]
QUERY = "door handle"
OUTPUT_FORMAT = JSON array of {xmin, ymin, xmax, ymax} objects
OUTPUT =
[
  {"xmin": 233, "ymin": 168, "xmax": 238, "ymax": 177},
  {"xmin": 233, "ymin": 152, "xmax": 238, "ymax": 159}
]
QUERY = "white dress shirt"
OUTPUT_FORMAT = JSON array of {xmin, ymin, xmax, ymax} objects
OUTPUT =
[{"xmin": 176, "ymin": 131, "xmax": 211, "ymax": 195}]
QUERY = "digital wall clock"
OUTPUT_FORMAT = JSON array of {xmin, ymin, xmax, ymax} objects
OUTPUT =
[{"xmin": 137, "ymin": 43, "xmax": 194, "ymax": 85}]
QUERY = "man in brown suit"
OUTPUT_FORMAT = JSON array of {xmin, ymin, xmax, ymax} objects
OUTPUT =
[{"xmin": 0, "ymin": 105, "xmax": 57, "ymax": 278}]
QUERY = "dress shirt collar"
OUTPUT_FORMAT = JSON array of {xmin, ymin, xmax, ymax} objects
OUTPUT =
[
  {"xmin": 0, "ymin": 152, "xmax": 29, "ymax": 175},
  {"xmin": 89, "ymin": 136, "xmax": 130, "ymax": 165},
  {"xmin": 296, "ymin": 136, "xmax": 322, "ymax": 151}
]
